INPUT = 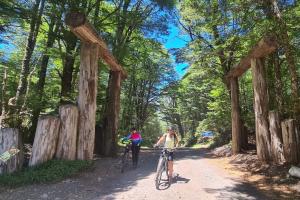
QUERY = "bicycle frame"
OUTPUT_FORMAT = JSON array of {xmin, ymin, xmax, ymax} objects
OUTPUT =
[
  {"xmin": 120, "ymin": 143, "xmax": 132, "ymax": 173},
  {"xmin": 155, "ymin": 148, "xmax": 170, "ymax": 189}
]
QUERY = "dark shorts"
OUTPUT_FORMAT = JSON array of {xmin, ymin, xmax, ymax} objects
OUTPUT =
[{"xmin": 167, "ymin": 151, "xmax": 174, "ymax": 161}]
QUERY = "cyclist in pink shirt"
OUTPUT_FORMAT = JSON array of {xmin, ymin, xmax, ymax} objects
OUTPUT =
[{"xmin": 125, "ymin": 127, "xmax": 142, "ymax": 168}]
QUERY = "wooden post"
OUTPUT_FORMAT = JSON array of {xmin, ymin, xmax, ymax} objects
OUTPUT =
[
  {"xmin": 281, "ymin": 119, "xmax": 299, "ymax": 164},
  {"xmin": 102, "ymin": 71, "xmax": 121, "ymax": 156},
  {"xmin": 0, "ymin": 128, "xmax": 23, "ymax": 174},
  {"xmin": 297, "ymin": 124, "xmax": 300, "ymax": 162},
  {"xmin": 226, "ymin": 36, "xmax": 278, "ymax": 78},
  {"xmin": 29, "ymin": 116, "xmax": 60, "ymax": 166},
  {"xmin": 65, "ymin": 12, "xmax": 127, "ymax": 158},
  {"xmin": 251, "ymin": 58, "xmax": 271, "ymax": 162},
  {"xmin": 77, "ymin": 42, "xmax": 99, "ymax": 160},
  {"xmin": 56, "ymin": 104, "xmax": 79, "ymax": 160},
  {"xmin": 230, "ymin": 77, "xmax": 242, "ymax": 154},
  {"xmin": 269, "ymin": 111, "xmax": 285, "ymax": 164}
]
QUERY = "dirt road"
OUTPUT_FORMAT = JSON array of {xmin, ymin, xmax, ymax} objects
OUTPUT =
[{"xmin": 0, "ymin": 149, "xmax": 269, "ymax": 200}]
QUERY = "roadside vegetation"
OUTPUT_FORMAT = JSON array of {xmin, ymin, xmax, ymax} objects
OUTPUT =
[{"xmin": 0, "ymin": 160, "xmax": 93, "ymax": 187}]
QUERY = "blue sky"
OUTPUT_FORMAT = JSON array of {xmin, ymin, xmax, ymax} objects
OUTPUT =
[
  {"xmin": 0, "ymin": 22, "xmax": 190, "ymax": 78},
  {"xmin": 162, "ymin": 24, "xmax": 189, "ymax": 78}
]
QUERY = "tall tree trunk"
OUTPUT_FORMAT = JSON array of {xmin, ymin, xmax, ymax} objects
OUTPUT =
[
  {"xmin": 97, "ymin": 0, "xmax": 130, "ymax": 156},
  {"xmin": 270, "ymin": 0, "xmax": 299, "ymax": 116},
  {"xmin": 60, "ymin": 32, "xmax": 77, "ymax": 102},
  {"xmin": 77, "ymin": 42, "xmax": 99, "ymax": 160},
  {"xmin": 175, "ymin": 114, "xmax": 184, "ymax": 139},
  {"xmin": 29, "ymin": 18, "xmax": 59, "ymax": 143},
  {"xmin": 21, "ymin": 61, "xmax": 37, "ymax": 111},
  {"xmin": 0, "ymin": 67, "xmax": 7, "ymax": 127},
  {"xmin": 93, "ymin": 0, "xmax": 102, "ymax": 24},
  {"xmin": 231, "ymin": 77, "xmax": 242, "ymax": 154},
  {"xmin": 99, "ymin": 71, "xmax": 121, "ymax": 156},
  {"xmin": 120, "ymin": 75, "xmax": 135, "ymax": 131},
  {"xmin": 14, "ymin": 0, "xmax": 45, "ymax": 108},
  {"xmin": 272, "ymin": 52, "xmax": 284, "ymax": 114},
  {"xmin": 251, "ymin": 58, "xmax": 272, "ymax": 162}
]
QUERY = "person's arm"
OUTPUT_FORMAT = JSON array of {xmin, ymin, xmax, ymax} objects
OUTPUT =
[
  {"xmin": 155, "ymin": 134, "xmax": 165, "ymax": 146},
  {"xmin": 174, "ymin": 133, "xmax": 179, "ymax": 147},
  {"xmin": 122, "ymin": 133, "xmax": 131, "ymax": 142},
  {"xmin": 137, "ymin": 133, "xmax": 142, "ymax": 145}
]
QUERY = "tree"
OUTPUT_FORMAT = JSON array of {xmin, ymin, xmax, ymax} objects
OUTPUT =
[{"xmin": 14, "ymin": 0, "xmax": 46, "ymax": 109}]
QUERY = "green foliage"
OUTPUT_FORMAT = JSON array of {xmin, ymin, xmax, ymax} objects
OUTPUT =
[
  {"xmin": 141, "ymin": 115, "xmax": 163, "ymax": 147},
  {"xmin": 0, "ymin": 160, "xmax": 93, "ymax": 187},
  {"xmin": 1, "ymin": 0, "xmax": 300, "ymax": 153},
  {"xmin": 181, "ymin": 132, "xmax": 197, "ymax": 147},
  {"xmin": 208, "ymin": 132, "xmax": 231, "ymax": 150}
]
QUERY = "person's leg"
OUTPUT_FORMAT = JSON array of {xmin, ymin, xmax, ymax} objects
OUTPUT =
[
  {"xmin": 131, "ymin": 145, "xmax": 137, "ymax": 166},
  {"xmin": 135, "ymin": 145, "xmax": 140, "ymax": 167},
  {"xmin": 167, "ymin": 152, "xmax": 174, "ymax": 181},
  {"xmin": 168, "ymin": 161, "xmax": 173, "ymax": 177}
]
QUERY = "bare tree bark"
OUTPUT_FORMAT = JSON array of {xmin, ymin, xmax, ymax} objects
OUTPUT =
[
  {"xmin": 29, "ymin": 116, "xmax": 61, "ymax": 166},
  {"xmin": 77, "ymin": 42, "xmax": 99, "ymax": 160},
  {"xmin": 98, "ymin": 71, "xmax": 121, "ymax": 156},
  {"xmin": 269, "ymin": 111, "xmax": 285, "ymax": 164},
  {"xmin": 0, "ymin": 67, "xmax": 7, "ymax": 128},
  {"xmin": 56, "ymin": 104, "xmax": 78, "ymax": 160},
  {"xmin": 251, "ymin": 58, "xmax": 271, "ymax": 162},
  {"xmin": 231, "ymin": 77, "xmax": 242, "ymax": 154},
  {"xmin": 272, "ymin": 52, "xmax": 284, "ymax": 114},
  {"xmin": 0, "ymin": 128, "xmax": 23, "ymax": 174},
  {"xmin": 281, "ymin": 119, "xmax": 299, "ymax": 164}
]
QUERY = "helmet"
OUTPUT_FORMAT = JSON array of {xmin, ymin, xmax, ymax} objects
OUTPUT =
[{"xmin": 167, "ymin": 125, "xmax": 177, "ymax": 131}]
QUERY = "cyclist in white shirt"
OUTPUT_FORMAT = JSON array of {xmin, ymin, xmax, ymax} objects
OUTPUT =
[{"xmin": 155, "ymin": 126, "xmax": 179, "ymax": 183}]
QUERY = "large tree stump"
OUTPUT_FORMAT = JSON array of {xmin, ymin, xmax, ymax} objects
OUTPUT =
[
  {"xmin": 77, "ymin": 42, "xmax": 99, "ymax": 160},
  {"xmin": 281, "ymin": 119, "xmax": 299, "ymax": 164},
  {"xmin": 56, "ymin": 104, "xmax": 79, "ymax": 160},
  {"xmin": 230, "ymin": 77, "xmax": 242, "ymax": 154},
  {"xmin": 269, "ymin": 111, "xmax": 285, "ymax": 164},
  {"xmin": 251, "ymin": 58, "xmax": 271, "ymax": 162},
  {"xmin": 0, "ymin": 128, "xmax": 23, "ymax": 174},
  {"xmin": 29, "ymin": 116, "xmax": 61, "ymax": 166}
]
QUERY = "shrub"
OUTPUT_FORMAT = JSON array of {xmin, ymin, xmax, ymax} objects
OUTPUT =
[{"xmin": 0, "ymin": 159, "xmax": 93, "ymax": 187}]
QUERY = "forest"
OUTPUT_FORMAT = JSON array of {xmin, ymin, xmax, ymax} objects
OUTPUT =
[{"xmin": 0, "ymin": 0, "xmax": 300, "ymax": 164}]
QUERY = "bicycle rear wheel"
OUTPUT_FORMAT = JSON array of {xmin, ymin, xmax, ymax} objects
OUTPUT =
[{"xmin": 121, "ymin": 150, "xmax": 129, "ymax": 173}]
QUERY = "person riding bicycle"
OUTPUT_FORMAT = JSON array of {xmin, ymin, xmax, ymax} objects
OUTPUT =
[
  {"xmin": 123, "ymin": 127, "xmax": 142, "ymax": 168},
  {"xmin": 154, "ymin": 125, "xmax": 179, "ymax": 183}
]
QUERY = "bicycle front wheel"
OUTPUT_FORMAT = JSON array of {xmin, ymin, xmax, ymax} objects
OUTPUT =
[{"xmin": 155, "ymin": 157, "xmax": 165, "ymax": 189}]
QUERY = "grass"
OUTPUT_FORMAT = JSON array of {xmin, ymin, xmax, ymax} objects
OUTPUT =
[{"xmin": 0, "ymin": 159, "xmax": 93, "ymax": 188}]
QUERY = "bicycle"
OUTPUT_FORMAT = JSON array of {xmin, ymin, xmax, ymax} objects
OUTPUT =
[
  {"xmin": 120, "ymin": 139, "xmax": 132, "ymax": 173},
  {"xmin": 155, "ymin": 148, "xmax": 171, "ymax": 189}
]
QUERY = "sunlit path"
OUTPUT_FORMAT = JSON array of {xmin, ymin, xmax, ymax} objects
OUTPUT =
[{"xmin": 1, "ymin": 149, "xmax": 267, "ymax": 200}]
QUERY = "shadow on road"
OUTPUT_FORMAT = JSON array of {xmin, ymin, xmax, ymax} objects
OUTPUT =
[
  {"xmin": 203, "ymin": 181, "xmax": 267, "ymax": 200},
  {"xmin": 0, "ymin": 148, "xmax": 273, "ymax": 200},
  {"xmin": 173, "ymin": 175, "xmax": 190, "ymax": 184}
]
